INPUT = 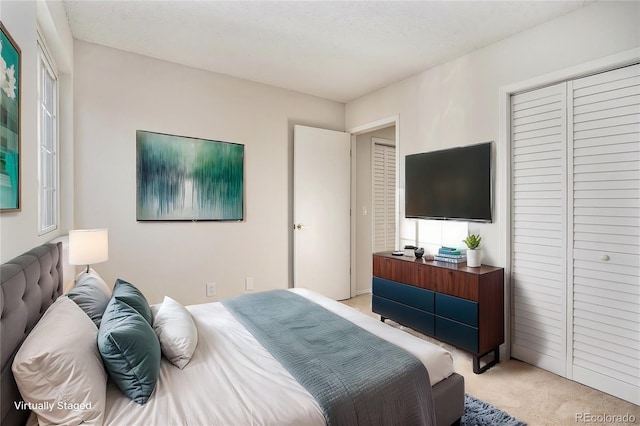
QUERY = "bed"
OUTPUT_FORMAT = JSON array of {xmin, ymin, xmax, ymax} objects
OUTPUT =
[{"xmin": 1, "ymin": 243, "xmax": 465, "ymax": 426}]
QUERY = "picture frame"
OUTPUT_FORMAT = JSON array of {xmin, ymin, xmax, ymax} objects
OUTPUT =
[
  {"xmin": 0, "ymin": 22, "xmax": 21, "ymax": 212},
  {"xmin": 136, "ymin": 130, "xmax": 244, "ymax": 221}
]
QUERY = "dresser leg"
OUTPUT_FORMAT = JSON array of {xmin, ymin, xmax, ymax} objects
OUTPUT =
[{"xmin": 473, "ymin": 348, "xmax": 499, "ymax": 374}]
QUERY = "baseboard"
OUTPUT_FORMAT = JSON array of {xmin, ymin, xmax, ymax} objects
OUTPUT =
[{"xmin": 355, "ymin": 288, "xmax": 372, "ymax": 296}]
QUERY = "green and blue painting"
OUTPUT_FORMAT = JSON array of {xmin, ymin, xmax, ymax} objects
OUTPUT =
[
  {"xmin": 136, "ymin": 131, "xmax": 244, "ymax": 221},
  {"xmin": 1, "ymin": 24, "xmax": 21, "ymax": 211}
]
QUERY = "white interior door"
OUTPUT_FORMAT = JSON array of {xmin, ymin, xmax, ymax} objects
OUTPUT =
[
  {"xmin": 569, "ymin": 63, "xmax": 640, "ymax": 405},
  {"xmin": 294, "ymin": 125, "xmax": 351, "ymax": 300},
  {"xmin": 372, "ymin": 139, "xmax": 396, "ymax": 252},
  {"xmin": 510, "ymin": 82, "xmax": 568, "ymax": 376},
  {"xmin": 510, "ymin": 63, "xmax": 640, "ymax": 405}
]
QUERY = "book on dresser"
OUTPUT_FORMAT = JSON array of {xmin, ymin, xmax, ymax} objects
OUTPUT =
[
  {"xmin": 372, "ymin": 251, "xmax": 505, "ymax": 374},
  {"xmin": 438, "ymin": 247, "xmax": 465, "ymax": 255},
  {"xmin": 433, "ymin": 255, "xmax": 467, "ymax": 263},
  {"xmin": 434, "ymin": 248, "xmax": 467, "ymax": 264}
]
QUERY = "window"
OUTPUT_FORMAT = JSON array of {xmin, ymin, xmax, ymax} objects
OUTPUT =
[{"xmin": 37, "ymin": 37, "xmax": 58, "ymax": 234}]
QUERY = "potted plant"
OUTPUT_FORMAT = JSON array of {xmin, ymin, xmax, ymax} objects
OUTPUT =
[{"xmin": 463, "ymin": 234, "xmax": 482, "ymax": 267}]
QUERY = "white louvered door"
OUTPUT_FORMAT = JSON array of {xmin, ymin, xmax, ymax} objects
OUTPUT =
[
  {"xmin": 373, "ymin": 141, "xmax": 396, "ymax": 252},
  {"xmin": 511, "ymin": 82, "xmax": 568, "ymax": 376},
  {"xmin": 569, "ymin": 64, "xmax": 640, "ymax": 404},
  {"xmin": 511, "ymin": 64, "xmax": 640, "ymax": 405}
]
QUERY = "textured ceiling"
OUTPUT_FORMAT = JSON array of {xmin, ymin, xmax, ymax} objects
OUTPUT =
[{"xmin": 63, "ymin": 1, "xmax": 592, "ymax": 103}]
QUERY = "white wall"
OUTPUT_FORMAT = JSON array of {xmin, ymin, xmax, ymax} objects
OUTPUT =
[
  {"xmin": 0, "ymin": 1, "xmax": 74, "ymax": 262},
  {"xmin": 345, "ymin": 1, "xmax": 640, "ymax": 268},
  {"xmin": 4, "ymin": 0, "xmax": 638, "ymax": 303},
  {"xmin": 73, "ymin": 41, "xmax": 344, "ymax": 305}
]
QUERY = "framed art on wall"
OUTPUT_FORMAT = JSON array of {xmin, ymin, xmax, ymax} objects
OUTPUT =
[
  {"xmin": 0, "ymin": 23, "xmax": 21, "ymax": 212},
  {"xmin": 136, "ymin": 130, "xmax": 244, "ymax": 221}
]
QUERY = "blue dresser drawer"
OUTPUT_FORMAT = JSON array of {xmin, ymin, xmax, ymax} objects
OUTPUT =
[
  {"xmin": 373, "ymin": 295, "xmax": 435, "ymax": 336},
  {"xmin": 373, "ymin": 277, "xmax": 434, "ymax": 312},
  {"xmin": 435, "ymin": 293, "xmax": 478, "ymax": 327},
  {"xmin": 435, "ymin": 317, "xmax": 479, "ymax": 353}
]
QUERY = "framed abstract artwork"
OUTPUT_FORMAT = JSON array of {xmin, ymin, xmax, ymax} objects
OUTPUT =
[
  {"xmin": 136, "ymin": 130, "xmax": 244, "ymax": 221},
  {"xmin": 0, "ymin": 23, "xmax": 21, "ymax": 212}
]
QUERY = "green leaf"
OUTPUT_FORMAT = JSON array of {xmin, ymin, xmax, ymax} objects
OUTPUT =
[{"xmin": 463, "ymin": 234, "xmax": 482, "ymax": 249}]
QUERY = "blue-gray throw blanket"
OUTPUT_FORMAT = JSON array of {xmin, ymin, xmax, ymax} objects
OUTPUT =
[{"xmin": 222, "ymin": 290, "xmax": 436, "ymax": 426}]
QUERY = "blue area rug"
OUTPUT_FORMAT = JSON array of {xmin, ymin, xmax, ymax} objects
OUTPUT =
[{"xmin": 462, "ymin": 394, "xmax": 527, "ymax": 426}]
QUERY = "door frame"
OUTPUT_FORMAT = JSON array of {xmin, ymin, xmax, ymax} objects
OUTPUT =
[
  {"xmin": 498, "ymin": 47, "xmax": 640, "ymax": 367},
  {"xmin": 347, "ymin": 115, "xmax": 400, "ymax": 298}
]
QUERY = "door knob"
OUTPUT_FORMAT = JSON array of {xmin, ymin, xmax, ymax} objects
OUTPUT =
[{"xmin": 295, "ymin": 223, "xmax": 306, "ymax": 230}]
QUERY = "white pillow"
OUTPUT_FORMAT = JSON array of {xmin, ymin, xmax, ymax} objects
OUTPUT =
[
  {"xmin": 12, "ymin": 296, "xmax": 107, "ymax": 426},
  {"xmin": 153, "ymin": 296, "xmax": 198, "ymax": 369}
]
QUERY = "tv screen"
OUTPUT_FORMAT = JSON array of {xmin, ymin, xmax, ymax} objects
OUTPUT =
[{"xmin": 405, "ymin": 142, "xmax": 492, "ymax": 222}]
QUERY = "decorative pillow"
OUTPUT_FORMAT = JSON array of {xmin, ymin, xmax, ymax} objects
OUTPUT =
[
  {"xmin": 12, "ymin": 296, "xmax": 107, "ymax": 425},
  {"xmin": 98, "ymin": 297, "xmax": 161, "ymax": 404},
  {"xmin": 112, "ymin": 278, "xmax": 153, "ymax": 325},
  {"xmin": 150, "ymin": 303, "xmax": 160, "ymax": 319},
  {"xmin": 153, "ymin": 296, "xmax": 198, "ymax": 369},
  {"xmin": 67, "ymin": 269, "xmax": 111, "ymax": 327}
]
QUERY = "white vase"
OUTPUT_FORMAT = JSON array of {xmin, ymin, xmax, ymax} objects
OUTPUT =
[{"xmin": 467, "ymin": 249, "xmax": 482, "ymax": 267}]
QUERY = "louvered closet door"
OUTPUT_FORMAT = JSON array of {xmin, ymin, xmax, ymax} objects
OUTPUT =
[
  {"xmin": 373, "ymin": 142, "xmax": 396, "ymax": 252},
  {"xmin": 511, "ymin": 83, "xmax": 568, "ymax": 376},
  {"xmin": 569, "ymin": 64, "xmax": 640, "ymax": 405}
]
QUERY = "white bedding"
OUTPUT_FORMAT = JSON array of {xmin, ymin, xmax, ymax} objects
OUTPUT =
[{"xmin": 103, "ymin": 288, "xmax": 454, "ymax": 426}]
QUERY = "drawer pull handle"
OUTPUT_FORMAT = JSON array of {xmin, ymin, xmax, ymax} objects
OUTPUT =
[{"xmin": 600, "ymin": 254, "xmax": 610, "ymax": 262}]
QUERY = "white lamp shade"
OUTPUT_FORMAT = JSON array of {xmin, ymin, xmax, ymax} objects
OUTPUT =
[{"xmin": 69, "ymin": 229, "xmax": 109, "ymax": 266}]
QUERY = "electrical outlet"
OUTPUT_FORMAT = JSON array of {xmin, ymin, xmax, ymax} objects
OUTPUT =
[
  {"xmin": 245, "ymin": 277, "xmax": 254, "ymax": 291},
  {"xmin": 206, "ymin": 282, "xmax": 216, "ymax": 297}
]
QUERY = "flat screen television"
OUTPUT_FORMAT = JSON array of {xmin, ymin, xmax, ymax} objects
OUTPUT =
[{"xmin": 405, "ymin": 141, "xmax": 493, "ymax": 222}]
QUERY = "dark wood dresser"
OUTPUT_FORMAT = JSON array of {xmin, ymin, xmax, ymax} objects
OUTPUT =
[{"xmin": 372, "ymin": 252, "xmax": 504, "ymax": 373}]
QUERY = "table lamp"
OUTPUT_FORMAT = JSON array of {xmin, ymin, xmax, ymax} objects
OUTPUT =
[{"xmin": 69, "ymin": 229, "xmax": 109, "ymax": 273}]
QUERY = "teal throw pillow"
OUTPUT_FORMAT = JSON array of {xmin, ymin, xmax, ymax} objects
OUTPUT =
[
  {"xmin": 98, "ymin": 297, "xmax": 161, "ymax": 404},
  {"xmin": 67, "ymin": 271, "xmax": 111, "ymax": 327},
  {"xmin": 112, "ymin": 278, "xmax": 153, "ymax": 325}
]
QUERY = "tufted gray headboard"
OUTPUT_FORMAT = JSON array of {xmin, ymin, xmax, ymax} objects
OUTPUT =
[{"xmin": 0, "ymin": 243, "xmax": 63, "ymax": 426}]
